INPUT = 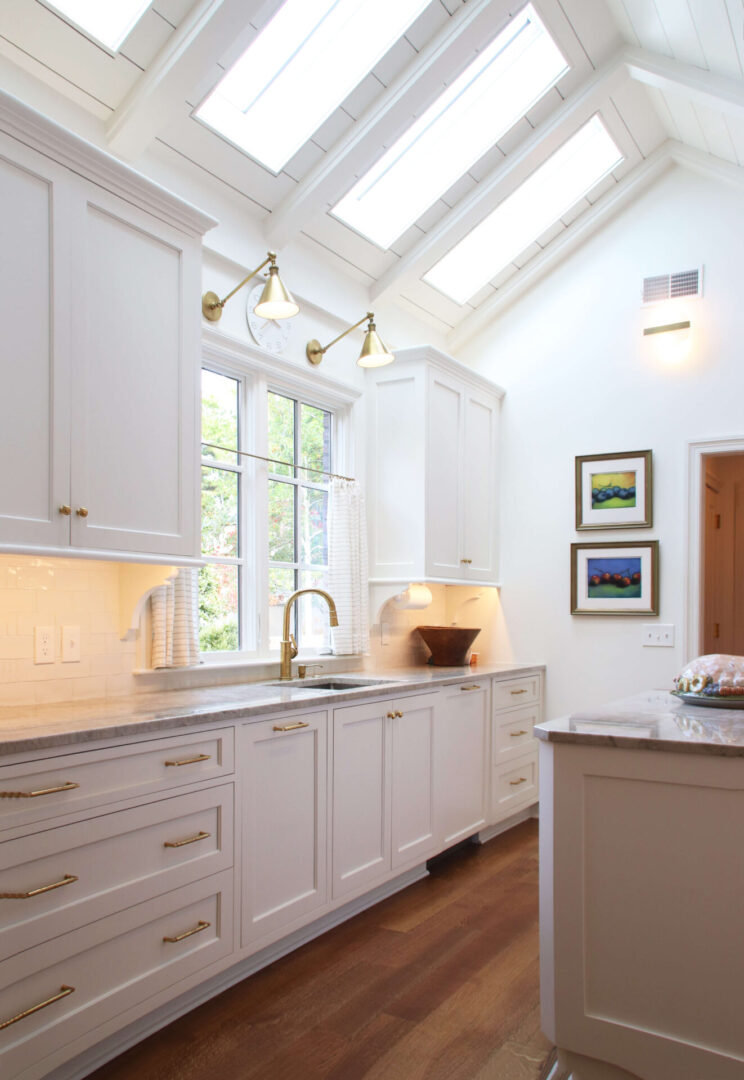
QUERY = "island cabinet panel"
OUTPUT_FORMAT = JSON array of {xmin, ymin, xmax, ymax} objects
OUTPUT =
[
  {"xmin": 434, "ymin": 682, "xmax": 489, "ymax": 848},
  {"xmin": 241, "ymin": 712, "xmax": 328, "ymax": 947}
]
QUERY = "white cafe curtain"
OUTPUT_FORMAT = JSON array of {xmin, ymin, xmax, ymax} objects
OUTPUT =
[
  {"xmin": 150, "ymin": 568, "xmax": 200, "ymax": 668},
  {"xmin": 328, "ymin": 479, "xmax": 369, "ymax": 655}
]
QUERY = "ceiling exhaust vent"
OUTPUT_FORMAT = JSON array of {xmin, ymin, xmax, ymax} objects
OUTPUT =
[{"xmin": 642, "ymin": 268, "xmax": 702, "ymax": 304}]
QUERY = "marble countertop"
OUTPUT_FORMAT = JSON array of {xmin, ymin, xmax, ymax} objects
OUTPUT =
[
  {"xmin": 0, "ymin": 662, "xmax": 543, "ymax": 757},
  {"xmin": 535, "ymin": 689, "xmax": 744, "ymax": 757}
]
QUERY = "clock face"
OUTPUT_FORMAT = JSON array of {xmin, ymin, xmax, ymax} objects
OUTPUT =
[{"xmin": 246, "ymin": 283, "xmax": 293, "ymax": 354}]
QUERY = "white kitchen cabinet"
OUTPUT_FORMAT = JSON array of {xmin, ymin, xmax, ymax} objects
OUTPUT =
[
  {"xmin": 241, "ymin": 711, "xmax": 328, "ymax": 947},
  {"xmin": 0, "ymin": 91, "xmax": 214, "ymax": 561},
  {"xmin": 367, "ymin": 345, "xmax": 503, "ymax": 586},
  {"xmin": 332, "ymin": 692, "xmax": 437, "ymax": 899},
  {"xmin": 435, "ymin": 681, "xmax": 490, "ymax": 847},
  {"xmin": 489, "ymin": 672, "xmax": 542, "ymax": 825}
]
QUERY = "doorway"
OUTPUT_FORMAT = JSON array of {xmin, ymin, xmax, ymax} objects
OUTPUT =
[{"xmin": 701, "ymin": 452, "xmax": 744, "ymax": 655}]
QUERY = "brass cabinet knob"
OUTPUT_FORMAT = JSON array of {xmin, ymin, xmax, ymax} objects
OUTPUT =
[
  {"xmin": 460, "ymin": 558, "xmax": 472, "ymax": 565},
  {"xmin": 76, "ymin": 507, "xmax": 89, "ymax": 518},
  {"xmin": 386, "ymin": 711, "xmax": 395, "ymax": 719},
  {"xmin": 59, "ymin": 505, "xmax": 71, "ymax": 516},
  {"xmin": 395, "ymin": 710, "xmax": 403, "ymax": 718}
]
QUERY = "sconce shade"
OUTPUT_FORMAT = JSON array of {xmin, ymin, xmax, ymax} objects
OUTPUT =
[
  {"xmin": 357, "ymin": 322, "xmax": 394, "ymax": 367},
  {"xmin": 254, "ymin": 264, "xmax": 299, "ymax": 320}
]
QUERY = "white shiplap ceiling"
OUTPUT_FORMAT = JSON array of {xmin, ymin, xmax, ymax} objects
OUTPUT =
[{"xmin": 2, "ymin": 0, "xmax": 743, "ymax": 346}]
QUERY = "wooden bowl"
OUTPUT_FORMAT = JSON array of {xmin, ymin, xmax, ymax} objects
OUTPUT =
[{"xmin": 415, "ymin": 626, "xmax": 481, "ymax": 666}]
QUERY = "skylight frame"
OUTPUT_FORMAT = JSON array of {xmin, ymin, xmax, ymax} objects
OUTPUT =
[
  {"xmin": 422, "ymin": 113, "xmax": 625, "ymax": 307},
  {"xmin": 195, "ymin": 0, "xmax": 432, "ymax": 177},
  {"xmin": 40, "ymin": 0, "xmax": 154, "ymax": 54},
  {"xmin": 330, "ymin": 3, "xmax": 570, "ymax": 251}
]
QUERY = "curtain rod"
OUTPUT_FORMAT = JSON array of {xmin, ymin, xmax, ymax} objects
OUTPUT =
[{"xmin": 201, "ymin": 442, "xmax": 355, "ymax": 483}]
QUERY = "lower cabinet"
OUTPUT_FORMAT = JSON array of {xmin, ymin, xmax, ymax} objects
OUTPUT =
[
  {"xmin": 435, "ymin": 681, "xmax": 490, "ymax": 848},
  {"xmin": 332, "ymin": 693, "xmax": 437, "ymax": 899},
  {"xmin": 241, "ymin": 711, "xmax": 327, "ymax": 947}
]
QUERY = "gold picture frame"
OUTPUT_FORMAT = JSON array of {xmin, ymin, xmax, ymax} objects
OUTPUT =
[
  {"xmin": 575, "ymin": 449, "xmax": 653, "ymax": 530},
  {"xmin": 571, "ymin": 540, "xmax": 659, "ymax": 615}
]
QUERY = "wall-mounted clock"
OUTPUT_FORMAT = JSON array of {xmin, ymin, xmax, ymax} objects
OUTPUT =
[{"xmin": 246, "ymin": 283, "xmax": 293, "ymax": 354}]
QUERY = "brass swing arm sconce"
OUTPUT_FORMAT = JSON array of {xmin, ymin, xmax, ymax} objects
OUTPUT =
[
  {"xmin": 202, "ymin": 251, "xmax": 299, "ymax": 323},
  {"xmin": 306, "ymin": 311, "xmax": 394, "ymax": 368}
]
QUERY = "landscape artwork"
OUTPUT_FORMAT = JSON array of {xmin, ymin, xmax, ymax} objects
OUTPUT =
[
  {"xmin": 590, "ymin": 470, "xmax": 637, "ymax": 509},
  {"xmin": 571, "ymin": 541, "xmax": 659, "ymax": 615},
  {"xmin": 576, "ymin": 450, "xmax": 652, "ymax": 529},
  {"xmin": 587, "ymin": 556, "xmax": 642, "ymax": 598}
]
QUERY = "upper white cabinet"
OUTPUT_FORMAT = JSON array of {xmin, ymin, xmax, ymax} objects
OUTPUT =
[
  {"xmin": 0, "ymin": 92, "xmax": 215, "ymax": 561},
  {"xmin": 366, "ymin": 346, "xmax": 503, "ymax": 585}
]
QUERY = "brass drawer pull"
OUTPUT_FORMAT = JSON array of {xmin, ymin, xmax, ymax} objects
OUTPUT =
[
  {"xmin": 510, "ymin": 688, "xmax": 528, "ymax": 695},
  {"xmin": 164, "ymin": 753, "xmax": 211, "ymax": 767},
  {"xmin": 0, "ymin": 781, "xmax": 79, "ymax": 799},
  {"xmin": 164, "ymin": 831, "xmax": 211, "ymax": 849},
  {"xmin": 272, "ymin": 721, "xmax": 309, "ymax": 733},
  {"xmin": 163, "ymin": 920, "xmax": 210, "ymax": 944},
  {"xmin": 509, "ymin": 777, "xmax": 527, "ymax": 786},
  {"xmin": 0, "ymin": 985, "xmax": 75, "ymax": 1030},
  {"xmin": 0, "ymin": 874, "xmax": 78, "ymax": 900},
  {"xmin": 509, "ymin": 730, "xmax": 529, "ymax": 737},
  {"xmin": 461, "ymin": 684, "xmax": 481, "ymax": 691}
]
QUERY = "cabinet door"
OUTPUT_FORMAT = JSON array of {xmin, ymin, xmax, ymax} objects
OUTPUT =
[
  {"xmin": 0, "ymin": 135, "xmax": 72, "ymax": 548},
  {"xmin": 70, "ymin": 183, "xmax": 199, "ymax": 556},
  {"xmin": 241, "ymin": 712, "xmax": 327, "ymax": 946},
  {"xmin": 426, "ymin": 369, "xmax": 464, "ymax": 579},
  {"xmin": 332, "ymin": 701, "xmax": 390, "ymax": 898},
  {"xmin": 462, "ymin": 389, "xmax": 499, "ymax": 582},
  {"xmin": 435, "ymin": 683, "xmax": 489, "ymax": 848},
  {"xmin": 391, "ymin": 694, "xmax": 437, "ymax": 869}
]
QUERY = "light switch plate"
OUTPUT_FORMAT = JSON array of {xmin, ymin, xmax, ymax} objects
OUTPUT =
[
  {"xmin": 642, "ymin": 624, "xmax": 675, "ymax": 647},
  {"xmin": 34, "ymin": 626, "xmax": 55, "ymax": 664},
  {"xmin": 61, "ymin": 625, "xmax": 81, "ymax": 663}
]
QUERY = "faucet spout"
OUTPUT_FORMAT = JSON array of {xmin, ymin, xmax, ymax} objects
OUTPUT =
[{"xmin": 279, "ymin": 588, "xmax": 339, "ymax": 680}]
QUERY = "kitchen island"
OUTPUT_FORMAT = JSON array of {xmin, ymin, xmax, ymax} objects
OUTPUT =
[{"xmin": 536, "ymin": 690, "xmax": 744, "ymax": 1080}]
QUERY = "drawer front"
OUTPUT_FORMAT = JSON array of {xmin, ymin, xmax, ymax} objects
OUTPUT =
[
  {"xmin": 0, "ymin": 870, "xmax": 233, "ymax": 1080},
  {"xmin": 0, "ymin": 727, "xmax": 234, "ymax": 832},
  {"xmin": 492, "ymin": 674, "xmax": 541, "ymax": 712},
  {"xmin": 493, "ymin": 705, "xmax": 540, "ymax": 764},
  {"xmin": 492, "ymin": 752, "xmax": 538, "ymax": 822},
  {"xmin": 0, "ymin": 784, "xmax": 234, "ymax": 961}
]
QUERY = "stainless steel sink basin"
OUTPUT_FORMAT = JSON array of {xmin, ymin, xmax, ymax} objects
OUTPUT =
[{"xmin": 265, "ymin": 677, "xmax": 397, "ymax": 691}]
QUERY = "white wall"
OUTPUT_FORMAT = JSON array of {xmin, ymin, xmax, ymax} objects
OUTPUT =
[{"xmin": 459, "ymin": 165, "xmax": 744, "ymax": 721}]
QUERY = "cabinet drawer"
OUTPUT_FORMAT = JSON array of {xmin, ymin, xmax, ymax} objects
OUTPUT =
[
  {"xmin": 492, "ymin": 752, "xmax": 538, "ymax": 821},
  {"xmin": 0, "ymin": 870, "xmax": 233, "ymax": 1080},
  {"xmin": 493, "ymin": 705, "xmax": 540, "ymax": 764},
  {"xmin": 0, "ymin": 784, "xmax": 234, "ymax": 961},
  {"xmin": 0, "ymin": 727, "xmax": 234, "ymax": 832},
  {"xmin": 492, "ymin": 675, "xmax": 541, "ymax": 712}
]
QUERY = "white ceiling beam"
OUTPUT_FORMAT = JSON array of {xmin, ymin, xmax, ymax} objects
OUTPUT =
[
  {"xmin": 666, "ymin": 139, "xmax": 744, "ymax": 187},
  {"xmin": 623, "ymin": 46, "xmax": 744, "ymax": 120},
  {"xmin": 446, "ymin": 142, "xmax": 676, "ymax": 351},
  {"xmin": 106, "ymin": 0, "xmax": 273, "ymax": 160},
  {"xmin": 370, "ymin": 48, "xmax": 630, "ymax": 303},
  {"xmin": 264, "ymin": 0, "xmax": 518, "ymax": 250}
]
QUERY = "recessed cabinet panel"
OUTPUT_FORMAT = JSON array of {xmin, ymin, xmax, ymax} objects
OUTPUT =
[
  {"xmin": 391, "ymin": 698, "xmax": 436, "ymax": 869},
  {"xmin": 426, "ymin": 373, "xmax": 463, "ymax": 578},
  {"xmin": 435, "ymin": 684, "xmax": 489, "ymax": 847},
  {"xmin": 0, "ymin": 143, "xmax": 71, "ymax": 547},
  {"xmin": 463, "ymin": 393, "xmax": 498, "ymax": 579}
]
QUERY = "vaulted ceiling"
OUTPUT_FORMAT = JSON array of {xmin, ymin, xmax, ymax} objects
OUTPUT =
[{"xmin": 3, "ymin": 0, "xmax": 744, "ymax": 348}]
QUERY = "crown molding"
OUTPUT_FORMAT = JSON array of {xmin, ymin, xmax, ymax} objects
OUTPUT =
[{"xmin": 392, "ymin": 344, "xmax": 505, "ymax": 399}]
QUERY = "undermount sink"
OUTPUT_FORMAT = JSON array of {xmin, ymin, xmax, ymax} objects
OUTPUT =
[{"xmin": 266, "ymin": 677, "xmax": 397, "ymax": 691}]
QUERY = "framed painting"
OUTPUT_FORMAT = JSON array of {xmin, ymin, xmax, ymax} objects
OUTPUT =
[
  {"xmin": 571, "ymin": 541, "xmax": 659, "ymax": 615},
  {"xmin": 575, "ymin": 450, "xmax": 652, "ymax": 530}
]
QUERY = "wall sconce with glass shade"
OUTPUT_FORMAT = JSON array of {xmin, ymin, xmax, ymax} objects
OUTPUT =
[
  {"xmin": 306, "ymin": 312, "xmax": 394, "ymax": 368},
  {"xmin": 202, "ymin": 251, "xmax": 299, "ymax": 323}
]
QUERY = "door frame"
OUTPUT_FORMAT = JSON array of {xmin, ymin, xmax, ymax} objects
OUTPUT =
[{"xmin": 686, "ymin": 436, "xmax": 744, "ymax": 660}]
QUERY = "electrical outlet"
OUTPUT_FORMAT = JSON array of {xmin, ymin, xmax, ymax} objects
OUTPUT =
[
  {"xmin": 61, "ymin": 625, "xmax": 81, "ymax": 663},
  {"xmin": 642, "ymin": 624, "xmax": 675, "ymax": 647},
  {"xmin": 34, "ymin": 626, "xmax": 55, "ymax": 664}
]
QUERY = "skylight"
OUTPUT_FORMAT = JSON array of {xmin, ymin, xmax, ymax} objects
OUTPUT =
[
  {"xmin": 46, "ymin": 0, "xmax": 152, "ymax": 51},
  {"xmin": 331, "ymin": 4, "xmax": 568, "ymax": 250},
  {"xmin": 196, "ymin": 0, "xmax": 430, "ymax": 175},
  {"xmin": 423, "ymin": 115, "xmax": 624, "ymax": 305}
]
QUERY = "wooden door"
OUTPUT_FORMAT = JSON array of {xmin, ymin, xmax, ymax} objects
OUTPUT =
[{"xmin": 390, "ymin": 694, "xmax": 437, "ymax": 869}]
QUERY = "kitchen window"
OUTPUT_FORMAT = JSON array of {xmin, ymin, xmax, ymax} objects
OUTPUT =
[{"xmin": 199, "ymin": 364, "xmax": 338, "ymax": 658}]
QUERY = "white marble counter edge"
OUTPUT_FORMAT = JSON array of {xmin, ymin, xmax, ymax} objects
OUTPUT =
[{"xmin": 0, "ymin": 663, "xmax": 545, "ymax": 757}]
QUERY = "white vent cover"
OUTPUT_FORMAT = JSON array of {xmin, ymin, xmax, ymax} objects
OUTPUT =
[{"xmin": 642, "ymin": 268, "xmax": 701, "ymax": 304}]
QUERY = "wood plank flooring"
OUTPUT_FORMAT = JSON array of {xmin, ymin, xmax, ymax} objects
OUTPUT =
[{"xmin": 88, "ymin": 820, "xmax": 549, "ymax": 1080}]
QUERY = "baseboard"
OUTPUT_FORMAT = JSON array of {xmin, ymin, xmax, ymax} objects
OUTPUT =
[
  {"xmin": 46, "ymin": 865, "xmax": 428, "ymax": 1080},
  {"xmin": 476, "ymin": 803, "xmax": 538, "ymax": 843}
]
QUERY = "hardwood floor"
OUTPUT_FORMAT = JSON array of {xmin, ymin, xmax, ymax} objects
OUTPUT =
[{"xmin": 89, "ymin": 820, "xmax": 549, "ymax": 1080}]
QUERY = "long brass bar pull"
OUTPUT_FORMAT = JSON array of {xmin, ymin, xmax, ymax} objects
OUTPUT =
[
  {"xmin": 164, "ymin": 754, "xmax": 211, "ymax": 767},
  {"xmin": 510, "ymin": 688, "xmax": 528, "ymax": 696},
  {"xmin": 164, "ymin": 831, "xmax": 211, "ymax": 849},
  {"xmin": 0, "ymin": 874, "xmax": 78, "ymax": 900},
  {"xmin": 509, "ymin": 777, "xmax": 527, "ymax": 786},
  {"xmin": 163, "ymin": 920, "xmax": 210, "ymax": 944},
  {"xmin": 460, "ymin": 685, "xmax": 481, "ymax": 691},
  {"xmin": 272, "ymin": 721, "xmax": 310, "ymax": 733},
  {"xmin": 509, "ymin": 730, "xmax": 529, "ymax": 737},
  {"xmin": 0, "ymin": 781, "xmax": 79, "ymax": 799},
  {"xmin": 0, "ymin": 985, "xmax": 75, "ymax": 1030}
]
